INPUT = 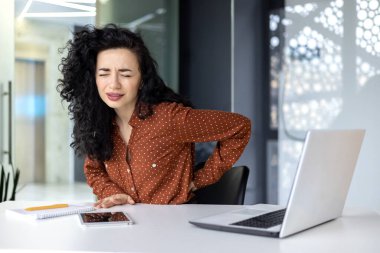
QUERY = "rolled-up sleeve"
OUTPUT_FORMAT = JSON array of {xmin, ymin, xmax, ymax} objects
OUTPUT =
[{"xmin": 168, "ymin": 103, "xmax": 251, "ymax": 189}]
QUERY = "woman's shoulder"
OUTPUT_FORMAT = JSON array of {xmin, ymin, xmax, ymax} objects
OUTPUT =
[
  {"xmin": 141, "ymin": 102, "xmax": 187, "ymax": 128},
  {"xmin": 153, "ymin": 102, "xmax": 188, "ymax": 115}
]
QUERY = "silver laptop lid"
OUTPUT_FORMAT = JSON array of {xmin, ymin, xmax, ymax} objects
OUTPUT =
[{"xmin": 280, "ymin": 129, "xmax": 365, "ymax": 238}]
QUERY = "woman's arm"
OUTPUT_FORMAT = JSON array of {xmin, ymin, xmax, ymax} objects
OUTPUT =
[
  {"xmin": 168, "ymin": 103, "xmax": 251, "ymax": 189},
  {"xmin": 84, "ymin": 157, "xmax": 126, "ymax": 199}
]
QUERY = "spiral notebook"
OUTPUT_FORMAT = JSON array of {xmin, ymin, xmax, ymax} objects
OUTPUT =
[{"xmin": 7, "ymin": 204, "xmax": 96, "ymax": 220}]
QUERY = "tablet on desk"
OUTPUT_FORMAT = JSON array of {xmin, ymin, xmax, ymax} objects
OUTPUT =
[{"xmin": 78, "ymin": 211, "xmax": 134, "ymax": 226}]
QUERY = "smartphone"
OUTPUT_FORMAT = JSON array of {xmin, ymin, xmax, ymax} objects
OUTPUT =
[{"xmin": 78, "ymin": 211, "xmax": 134, "ymax": 226}]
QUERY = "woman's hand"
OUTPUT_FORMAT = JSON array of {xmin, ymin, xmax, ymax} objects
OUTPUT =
[
  {"xmin": 94, "ymin": 194, "xmax": 135, "ymax": 209},
  {"xmin": 188, "ymin": 181, "xmax": 197, "ymax": 192}
]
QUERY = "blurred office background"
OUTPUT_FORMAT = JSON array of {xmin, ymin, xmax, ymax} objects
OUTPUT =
[{"xmin": 0, "ymin": 0, "xmax": 379, "ymax": 211}]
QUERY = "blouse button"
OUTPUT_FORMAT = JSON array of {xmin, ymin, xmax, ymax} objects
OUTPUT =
[
  {"xmin": 127, "ymin": 169, "xmax": 131, "ymax": 173},
  {"xmin": 152, "ymin": 163, "xmax": 157, "ymax": 168},
  {"xmin": 131, "ymin": 187, "xmax": 135, "ymax": 191}
]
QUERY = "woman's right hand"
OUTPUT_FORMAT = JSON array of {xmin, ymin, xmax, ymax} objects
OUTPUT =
[
  {"xmin": 94, "ymin": 193, "xmax": 135, "ymax": 209},
  {"xmin": 188, "ymin": 181, "xmax": 197, "ymax": 192}
]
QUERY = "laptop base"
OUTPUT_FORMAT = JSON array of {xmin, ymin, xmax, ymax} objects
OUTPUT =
[{"xmin": 189, "ymin": 220, "xmax": 280, "ymax": 238}]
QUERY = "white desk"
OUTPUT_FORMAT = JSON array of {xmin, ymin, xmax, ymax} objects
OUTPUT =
[{"xmin": 0, "ymin": 201, "xmax": 379, "ymax": 253}]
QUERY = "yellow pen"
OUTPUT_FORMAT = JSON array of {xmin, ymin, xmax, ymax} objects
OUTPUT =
[{"xmin": 24, "ymin": 204, "xmax": 69, "ymax": 211}]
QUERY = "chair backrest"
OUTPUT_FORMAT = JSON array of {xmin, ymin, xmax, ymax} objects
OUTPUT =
[
  {"xmin": 194, "ymin": 163, "xmax": 249, "ymax": 205},
  {"xmin": 0, "ymin": 163, "xmax": 20, "ymax": 203}
]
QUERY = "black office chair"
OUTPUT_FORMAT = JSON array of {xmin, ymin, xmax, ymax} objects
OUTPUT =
[{"xmin": 193, "ymin": 162, "xmax": 249, "ymax": 205}]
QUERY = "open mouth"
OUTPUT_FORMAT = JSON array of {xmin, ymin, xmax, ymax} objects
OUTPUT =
[{"xmin": 106, "ymin": 93, "xmax": 124, "ymax": 101}]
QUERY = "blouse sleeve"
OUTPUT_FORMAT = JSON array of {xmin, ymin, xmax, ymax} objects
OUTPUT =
[
  {"xmin": 168, "ymin": 103, "xmax": 252, "ymax": 189},
  {"xmin": 84, "ymin": 157, "xmax": 125, "ymax": 199}
]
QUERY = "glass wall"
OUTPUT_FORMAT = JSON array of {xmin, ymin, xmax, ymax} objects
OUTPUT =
[
  {"xmin": 12, "ymin": 1, "xmax": 95, "ymax": 185},
  {"xmin": 96, "ymin": 0, "xmax": 179, "ymax": 92},
  {"xmin": 14, "ymin": 59, "xmax": 45, "ymax": 183},
  {"xmin": 270, "ymin": 0, "xmax": 380, "ymax": 210}
]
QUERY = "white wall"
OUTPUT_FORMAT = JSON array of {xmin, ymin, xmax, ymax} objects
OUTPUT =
[{"xmin": 0, "ymin": 0, "xmax": 15, "ymax": 165}]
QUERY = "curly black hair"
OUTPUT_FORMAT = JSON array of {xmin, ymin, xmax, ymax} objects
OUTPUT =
[{"xmin": 57, "ymin": 24, "xmax": 191, "ymax": 162}]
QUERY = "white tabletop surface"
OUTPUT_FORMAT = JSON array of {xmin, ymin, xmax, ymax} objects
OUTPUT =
[{"xmin": 0, "ymin": 201, "xmax": 379, "ymax": 253}]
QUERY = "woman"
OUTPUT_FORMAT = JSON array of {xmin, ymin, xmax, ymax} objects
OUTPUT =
[{"xmin": 58, "ymin": 24, "xmax": 251, "ymax": 208}]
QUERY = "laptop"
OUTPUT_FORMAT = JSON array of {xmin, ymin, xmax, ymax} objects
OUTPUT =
[{"xmin": 189, "ymin": 129, "xmax": 365, "ymax": 238}]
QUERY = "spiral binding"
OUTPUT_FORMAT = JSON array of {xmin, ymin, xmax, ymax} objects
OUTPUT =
[{"xmin": 36, "ymin": 206, "xmax": 95, "ymax": 219}]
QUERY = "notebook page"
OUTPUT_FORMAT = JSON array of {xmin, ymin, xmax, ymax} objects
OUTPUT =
[{"xmin": 7, "ymin": 204, "xmax": 95, "ymax": 219}]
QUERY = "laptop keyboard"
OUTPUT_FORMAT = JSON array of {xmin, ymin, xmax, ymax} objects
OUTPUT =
[{"xmin": 231, "ymin": 209, "xmax": 286, "ymax": 228}]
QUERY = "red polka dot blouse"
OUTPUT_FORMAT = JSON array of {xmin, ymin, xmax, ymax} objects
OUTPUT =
[{"xmin": 84, "ymin": 102, "xmax": 251, "ymax": 204}]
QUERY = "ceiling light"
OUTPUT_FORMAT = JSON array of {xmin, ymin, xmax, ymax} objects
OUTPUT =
[
  {"xmin": 18, "ymin": 0, "xmax": 33, "ymax": 20},
  {"xmin": 64, "ymin": 0, "xmax": 96, "ymax": 3},
  {"xmin": 35, "ymin": 0, "xmax": 96, "ymax": 12},
  {"xmin": 17, "ymin": 0, "xmax": 96, "ymax": 20},
  {"xmin": 24, "ymin": 12, "xmax": 96, "ymax": 18}
]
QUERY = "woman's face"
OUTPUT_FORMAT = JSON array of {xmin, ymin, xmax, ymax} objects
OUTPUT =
[{"xmin": 95, "ymin": 48, "xmax": 141, "ymax": 113}]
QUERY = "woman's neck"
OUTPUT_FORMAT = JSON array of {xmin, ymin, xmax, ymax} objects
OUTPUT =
[{"xmin": 115, "ymin": 105, "xmax": 135, "ymax": 126}]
